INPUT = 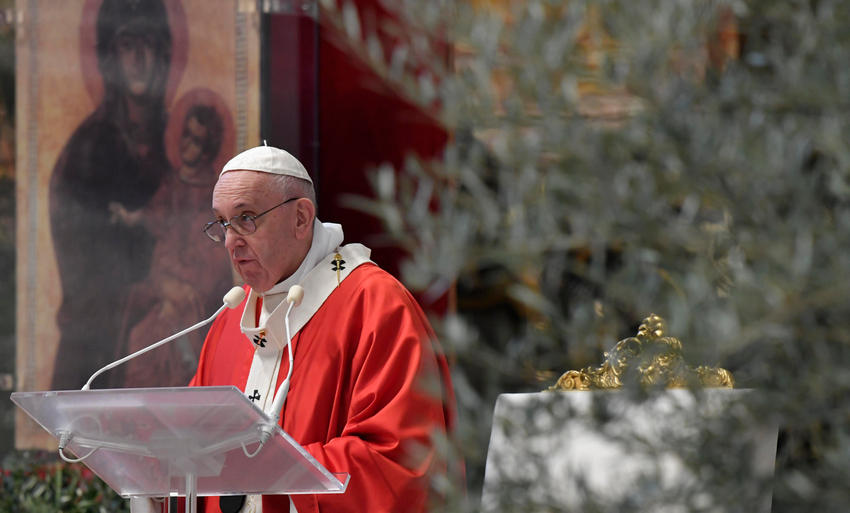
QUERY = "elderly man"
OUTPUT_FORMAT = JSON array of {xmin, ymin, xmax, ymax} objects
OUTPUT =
[{"xmin": 183, "ymin": 145, "xmax": 456, "ymax": 513}]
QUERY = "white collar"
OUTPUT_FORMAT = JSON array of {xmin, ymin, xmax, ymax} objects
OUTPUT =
[
  {"xmin": 262, "ymin": 219, "xmax": 343, "ymax": 297},
  {"xmin": 239, "ymin": 243, "xmax": 373, "ymax": 353}
]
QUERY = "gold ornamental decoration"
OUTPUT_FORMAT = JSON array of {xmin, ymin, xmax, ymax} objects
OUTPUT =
[{"xmin": 550, "ymin": 314, "xmax": 734, "ymax": 391}]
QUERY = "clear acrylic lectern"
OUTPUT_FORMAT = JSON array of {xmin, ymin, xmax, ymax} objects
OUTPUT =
[{"xmin": 11, "ymin": 386, "xmax": 349, "ymax": 512}]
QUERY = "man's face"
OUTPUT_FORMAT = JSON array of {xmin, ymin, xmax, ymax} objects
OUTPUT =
[{"xmin": 212, "ymin": 171, "xmax": 302, "ymax": 292}]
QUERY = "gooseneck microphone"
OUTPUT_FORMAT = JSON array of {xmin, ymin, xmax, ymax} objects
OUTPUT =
[
  {"xmin": 269, "ymin": 285, "xmax": 304, "ymax": 421},
  {"xmin": 80, "ymin": 287, "xmax": 247, "ymax": 391},
  {"xmin": 251, "ymin": 285, "xmax": 304, "ymax": 451}
]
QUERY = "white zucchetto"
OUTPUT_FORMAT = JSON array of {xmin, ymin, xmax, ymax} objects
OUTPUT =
[{"xmin": 220, "ymin": 145, "xmax": 313, "ymax": 184}]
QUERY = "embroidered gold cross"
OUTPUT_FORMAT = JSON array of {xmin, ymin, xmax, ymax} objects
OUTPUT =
[{"xmin": 331, "ymin": 253, "xmax": 345, "ymax": 286}]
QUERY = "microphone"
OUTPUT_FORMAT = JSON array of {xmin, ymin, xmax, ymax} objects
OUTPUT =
[
  {"xmin": 80, "ymin": 286, "xmax": 247, "ymax": 391},
  {"xmin": 223, "ymin": 286, "xmax": 248, "ymax": 308},
  {"xmin": 284, "ymin": 285, "xmax": 304, "ymax": 307},
  {"xmin": 255, "ymin": 285, "xmax": 304, "ymax": 447}
]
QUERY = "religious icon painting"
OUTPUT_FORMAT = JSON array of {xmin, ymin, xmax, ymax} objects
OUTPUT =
[{"xmin": 15, "ymin": 0, "xmax": 260, "ymax": 449}]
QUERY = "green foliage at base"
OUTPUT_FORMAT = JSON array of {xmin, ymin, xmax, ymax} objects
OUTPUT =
[{"xmin": 0, "ymin": 452, "xmax": 128, "ymax": 513}]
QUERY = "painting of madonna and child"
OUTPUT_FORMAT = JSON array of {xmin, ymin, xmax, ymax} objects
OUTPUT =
[{"xmin": 16, "ymin": 0, "xmax": 261, "ymax": 430}]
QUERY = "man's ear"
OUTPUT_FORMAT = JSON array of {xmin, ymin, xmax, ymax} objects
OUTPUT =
[{"xmin": 293, "ymin": 198, "xmax": 316, "ymax": 239}]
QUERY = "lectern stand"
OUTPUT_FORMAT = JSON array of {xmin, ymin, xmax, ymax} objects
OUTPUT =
[{"xmin": 11, "ymin": 386, "xmax": 349, "ymax": 512}]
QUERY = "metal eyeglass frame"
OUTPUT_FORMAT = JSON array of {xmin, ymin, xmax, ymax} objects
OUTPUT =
[{"xmin": 203, "ymin": 196, "xmax": 301, "ymax": 242}]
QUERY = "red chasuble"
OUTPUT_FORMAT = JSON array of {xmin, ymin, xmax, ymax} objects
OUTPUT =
[{"xmin": 190, "ymin": 263, "xmax": 458, "ymax": 513}]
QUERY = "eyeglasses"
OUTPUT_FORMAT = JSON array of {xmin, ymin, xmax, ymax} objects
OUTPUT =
[{"xmin": 203, "ymin": 197, "xmax": 301, "ymax": 242}]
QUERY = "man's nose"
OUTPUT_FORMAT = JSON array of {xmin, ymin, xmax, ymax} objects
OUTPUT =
[{"xmin": 223, "ymin": 227, "xmax": 244, "ymax": 250}]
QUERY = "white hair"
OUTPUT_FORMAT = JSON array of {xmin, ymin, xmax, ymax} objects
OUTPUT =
[{"xmin": 271, "ymin": 174, "xmax": 317, "ymax": 206}]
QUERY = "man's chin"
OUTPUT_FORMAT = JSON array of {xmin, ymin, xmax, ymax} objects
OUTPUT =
[{"xmin": 239, "ymin": 273, "xmax": 271, "ymax": 294}]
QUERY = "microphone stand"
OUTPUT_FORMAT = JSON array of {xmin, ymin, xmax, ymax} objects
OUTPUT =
[{"xmin": 81, "ymin": 287, "xmax": 246, "ymax": 391}]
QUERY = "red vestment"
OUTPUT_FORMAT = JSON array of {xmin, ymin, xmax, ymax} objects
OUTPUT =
[{"xmin": 190, "ymin": 263, "xmax": 458, "ymax": 513}]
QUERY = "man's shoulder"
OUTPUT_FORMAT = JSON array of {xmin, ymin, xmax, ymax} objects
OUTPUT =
[
  {"xmin": 319, "ymin": 261, "xmax": 419, "ymax": 309},
  {"xmin": 344, "ymin": 261, "xmax": 406, "ymax": 290},
  {"xmin": 316, "ymin": 261, "xmax": 433, "ymax": 339},
  {"xmin": 341, "ymin": 263, "xmax": 431, "ymax": 317}
]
